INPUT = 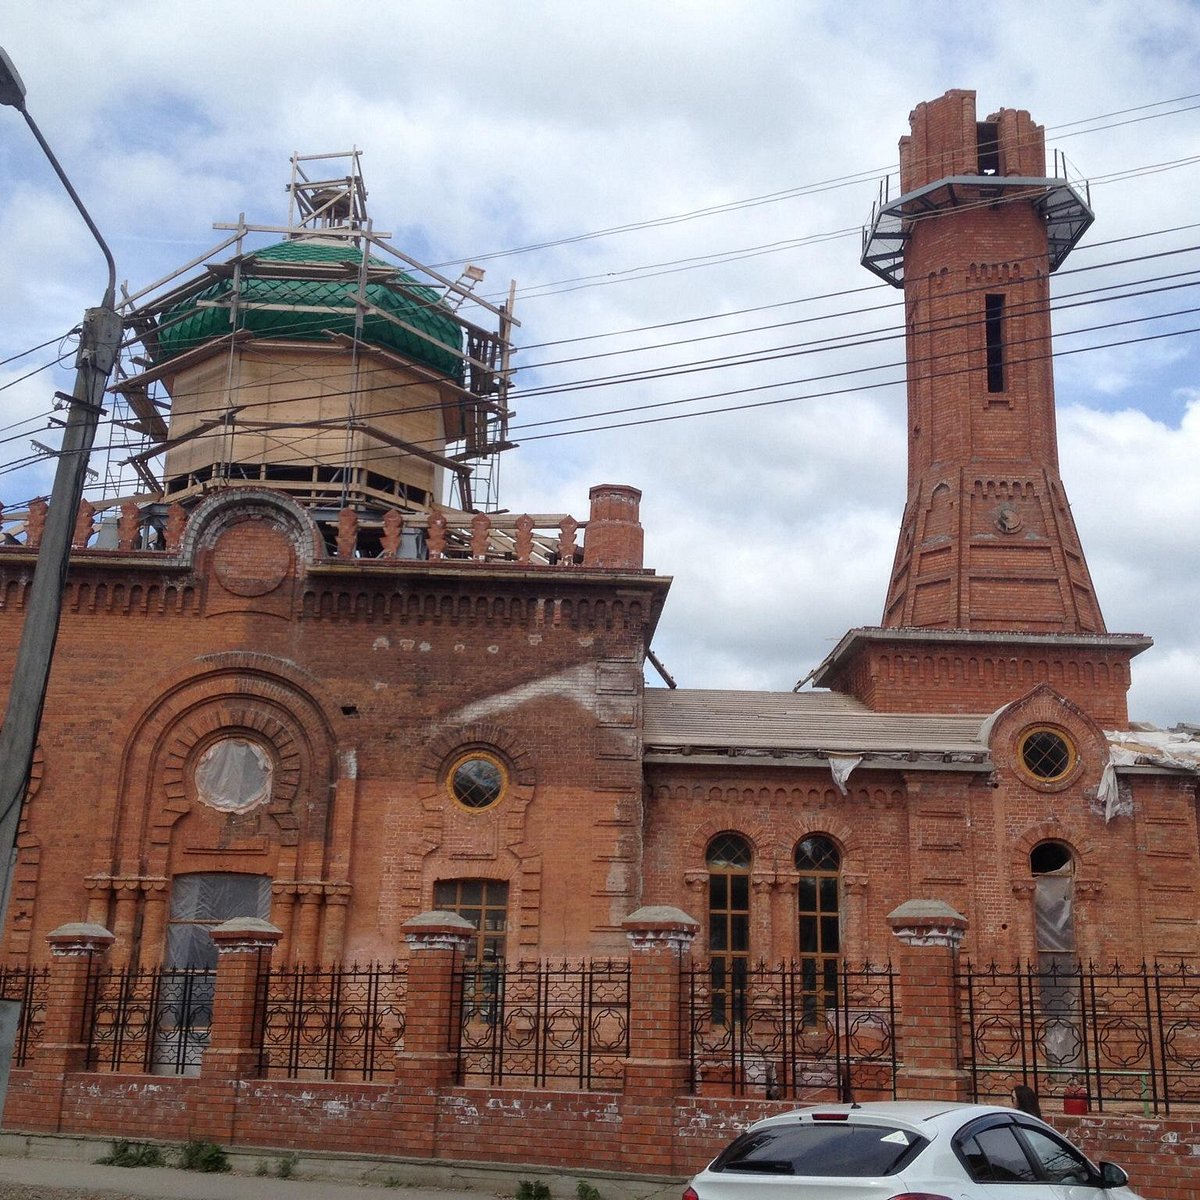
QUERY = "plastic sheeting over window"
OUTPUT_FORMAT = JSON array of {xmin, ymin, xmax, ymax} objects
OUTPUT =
[
  {"xmin": 194, "ymin": 739, "xmax": 273, "ymax": 813},
  {"xmin": 1034, "ymin": 873, "xmax": 1076, "ymax": 955},
  {"xmin": 167, "ymin": 873, "xmax": 272, "ymax": 968}
]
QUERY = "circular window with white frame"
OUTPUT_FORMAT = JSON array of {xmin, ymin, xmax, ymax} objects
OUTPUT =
[{"xmin": 446, "ymin": 750, "xmax": 508, "ymax": 811}]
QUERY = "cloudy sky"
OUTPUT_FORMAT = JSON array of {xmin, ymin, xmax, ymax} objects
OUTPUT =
[{"xmin": 1, "ymin": 1, "xmax": 1198, "ymax": 726}]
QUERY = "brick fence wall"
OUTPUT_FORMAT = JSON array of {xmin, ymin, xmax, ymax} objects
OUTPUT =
[{"xmin": 3, "ymin": 909, "xmax": 1198, "ymax": 1198}]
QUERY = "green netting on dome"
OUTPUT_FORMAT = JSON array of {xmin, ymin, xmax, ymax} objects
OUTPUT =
[{"xmin": 152, "ymin": 240, "xmax": 464, "ymax": 382}]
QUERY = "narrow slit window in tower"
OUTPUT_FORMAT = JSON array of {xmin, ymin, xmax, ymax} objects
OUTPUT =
[
  {"xmin": 985, "ymin": 293, "xmax": 1006, "ymax": 393},
  {"xmin": 977, "ymin": 121, "xmax": 1000, "ymax": 175}
]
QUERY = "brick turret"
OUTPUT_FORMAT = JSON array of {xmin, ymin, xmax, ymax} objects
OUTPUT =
[{"xmin": 817, "ymin": 90, "xmax": 1150, "ymax": 720}]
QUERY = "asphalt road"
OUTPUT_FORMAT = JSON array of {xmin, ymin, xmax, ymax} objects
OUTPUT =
[{"xmin": 0, "ymin": 1156, "xmax": 504, "ymax": 1200}]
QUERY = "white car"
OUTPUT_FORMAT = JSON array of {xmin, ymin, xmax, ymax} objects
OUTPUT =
[{"xmin": 684, "ymin": 1101, "xmax": 1141, "ymax": 1199}]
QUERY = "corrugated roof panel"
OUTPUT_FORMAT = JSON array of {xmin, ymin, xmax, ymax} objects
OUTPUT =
[{"xmin": 643, "ymin": 688, "xmax": 988, "ymax": 754}]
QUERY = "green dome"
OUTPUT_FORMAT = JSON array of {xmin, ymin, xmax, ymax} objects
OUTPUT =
[{"xmin": 152, "ymin": 239, "xmax": 464, "ymax": 382}]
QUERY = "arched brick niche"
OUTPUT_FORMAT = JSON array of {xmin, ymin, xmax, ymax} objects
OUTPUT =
[{"xmin": 94, "ymin": 654, "xmax": 350, "ymax": 962}]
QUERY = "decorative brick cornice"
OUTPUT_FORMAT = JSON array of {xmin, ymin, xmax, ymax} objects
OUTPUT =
[{"xmin": 84, "ymin": 875, "xmax": 168, "ymax": 896}]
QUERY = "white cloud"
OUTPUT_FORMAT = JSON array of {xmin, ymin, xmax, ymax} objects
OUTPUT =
[{"xmin": 1, "ymin": 0, "xmax": 1198, "ymax": 728}]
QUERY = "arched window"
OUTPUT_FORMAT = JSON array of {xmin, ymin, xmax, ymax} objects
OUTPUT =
[
  {"xmin": 1030, "ymin": 841, "xmax": 1078, "ymax": 1068},
  {"xmin": 707, "ymin": 834, "xmax": 751, "ymax": 1024},
  {"xmin": 1030, "ymin": 841, "xmax": 1075, "ymax": 970},
  {"xmin": 795, "ymin": 836, "xmax": 841, "ymax": 1025}
]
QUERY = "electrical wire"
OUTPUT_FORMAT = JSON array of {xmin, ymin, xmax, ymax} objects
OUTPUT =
[{"xmin": 5, "ymin": 289, "xmax": 1194, "ymax": 493}]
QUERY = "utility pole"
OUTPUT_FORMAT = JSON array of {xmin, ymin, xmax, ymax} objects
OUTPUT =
[{"xmin": 0, "ymin": 47, "xmax": 121, "ymax": 1105}]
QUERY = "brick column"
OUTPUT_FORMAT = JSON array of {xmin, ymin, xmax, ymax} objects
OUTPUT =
[
  {"xmin": 294, "ymin": 888, "xmax": 322, "ymax": 963},
  {"xmin": 138, "ymin": 881, "xmax": 169, "ymax": 966},
  {"xmin": 619, "ymin": 905, "xmax": 698, "ymax": 1175},
  {"xmin": 109, "ymin": 883, "xmax": 140, "ymax": 968},
  {"xmin": 888, "ymin": 899, "xmax": 969, "ymax": 1101},
  {"xmin": 320, "ymin": 885, "xmax": 351, "ymax": 962},
  {"xmin": 16, "ymin": 923, "xmax": 114, "ymax": 1131},
  {"xmin": 192, "ymin": 917, "xmax": 281, "ymax": 1143},
  {"xmin": 391, "ymin": 911, "xmax": 473, "ymax": 1159}
]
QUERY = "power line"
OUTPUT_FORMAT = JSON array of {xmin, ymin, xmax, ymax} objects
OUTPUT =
[
  {"xmin": 5, "ymin": 290, "xmax": 1195, "ymax": 494},
  {"xmin": 429, "ymin": 93, "xmax": 1200, "ymax": 272}
]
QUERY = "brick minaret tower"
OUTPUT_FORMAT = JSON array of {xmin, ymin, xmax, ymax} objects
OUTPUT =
[{"xmin": 813, "ymin": 91, "xmax": 1150, "ymax": 723}]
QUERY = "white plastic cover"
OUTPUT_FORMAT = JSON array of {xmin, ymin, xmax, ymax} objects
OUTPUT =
[
  {"xmin": 1100, "ymin": 727, "xmax": 1200, "ymax": 823},
  {"xmin": 194, "ymin": 739, "xmax": 273, "ymax": 813},
  {"xmin": 167, "ymin": 873, "xmax": 272, "ymax": 968},
  {"xmin": 1034, "ymin": 874, "xmax": 1076, "ymax": 954},
  {"xmin": 827, "ymin": 755, "xmax": 863, "ymax": 796}
]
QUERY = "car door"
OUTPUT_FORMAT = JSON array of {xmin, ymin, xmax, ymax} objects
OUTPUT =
[
  {"xmin": 955, "ymin": 1118, "xmax": 1058, "ymax": 1199},
  {"xmin": 1014, "ymin": 1124, "xmax": 1135, "ymax": 1200}
]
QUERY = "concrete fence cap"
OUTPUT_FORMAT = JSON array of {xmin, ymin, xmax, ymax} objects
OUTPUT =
[
  {"xmin": 47, "ymin": 923, "xmax": 116, "ymax": 957},
  {"xmin": 209, "ymin": 918, "xmax": 283, "ymax": 952},
  {"xmin": 887, "ymin": 899, "xmax": 967, "ymax": 925},
  {"xmin": 211, "ymin": 917, "xmax": 283, "ymax": 937},
  {"xmin": 404, "ymin": 909, "xmax": 475, "ymax": 932},
  {"xmin": 621, "ymin": 905, "xmax": 698, "ymax": 931},
  {"xmin": 46, "ymin": 922, "xmax": 114, "ymax": 944}
]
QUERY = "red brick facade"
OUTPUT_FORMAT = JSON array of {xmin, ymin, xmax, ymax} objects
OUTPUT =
[{"xmin": 1, "ymin": 89, "xmax": 1198, "ymax": 1190}]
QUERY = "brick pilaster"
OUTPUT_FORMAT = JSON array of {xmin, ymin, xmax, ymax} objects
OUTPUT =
[
  {"xmin": 16, "ymin": 923, "xmax": 114, "ymax": 1131},
  {"xmin": 888, "ymin": 899, "xmax": 969, "ymax": 1101},
  {"xmin": 193, "ymin": 917, "xmax": 281, "ymax": 1143},
  {"xmin": 390, "ymin": 910, "xmax": 473, "ymax": 1158},
  {"xmin": 619, "ymin": 905, "xmax": 698, "ymax": 1175}
]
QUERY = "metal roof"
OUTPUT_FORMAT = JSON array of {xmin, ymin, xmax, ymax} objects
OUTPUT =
[
  {"xmin": 643, "ymin": 688, "xmax": 989, "ymax": 756},
  {"xmin": 153, "ymin": 239, "xmax": 464, "ymax": 380}
]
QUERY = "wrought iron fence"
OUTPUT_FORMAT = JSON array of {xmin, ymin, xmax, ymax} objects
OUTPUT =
[
  {"xmin": 456, "ymin": 961, "xmax": 629, "ymax": 1090},
  {"xmin": 256, "ymin": 962, "xmax": 407, "ymax": 1080},
  {"xmin": 84, "ymin": 966, "xmax": 214, "ymax": 1075},
  {"xmin": 0, "ymin": 965, "xmax": 49, "ymax": 1066},
  {"xmin": 961, "ymin": 960, "xmax": 1200, "ymax": 1115},
  {"xmin": 686, "ymin": 960, "xmax": 897, "ymax": 1100}
]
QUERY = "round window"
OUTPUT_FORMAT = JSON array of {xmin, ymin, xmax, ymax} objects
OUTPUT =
[
  {"xmin": 194, "ymin": 738, "xmax": 273, "ymax": 812},
  {"xmin": 447, "ymin": 752, "xmax": 507, "ymax": 810},
  {"xmin": 1019, "ymin": 727, "xmax": 1076, "ymax": 783}
]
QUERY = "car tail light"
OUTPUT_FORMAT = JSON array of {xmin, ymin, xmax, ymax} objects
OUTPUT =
[
  {"xmin": 810, "ymin": 1112, "xmax": 850, "ymax": 1120},
  {"xmin": 682, "ymin": 1188, "xmax": 699, "ymax": 1200},
  {"xmin": 887, "ymin": 1194, "xmax": 953, "ymax": 1200}
]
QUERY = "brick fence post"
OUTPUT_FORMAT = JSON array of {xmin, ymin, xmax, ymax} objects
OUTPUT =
[
  {"xmin": 619, "ymin": 905, "xmax": 698, "ymax": 1175},
  {"xmin": 391, "ymin": 910, "xmax": 473, "ymax": 1158},
  {"xmin": 192, "ymin": 917, "xmax": 281, "ymax": 1143},
  {"xmin": 888, "ymin": 899, "xmax": 970, "ymax": 1101},
  {"xmin": 15, "ymin": 923, "xmax": 115, "ymax": 1131}
]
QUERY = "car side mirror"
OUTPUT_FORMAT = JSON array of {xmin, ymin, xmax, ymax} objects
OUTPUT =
[{"xmin": 1098, "ymin": 1161, "xmax": 1129, "ymax": 1187}]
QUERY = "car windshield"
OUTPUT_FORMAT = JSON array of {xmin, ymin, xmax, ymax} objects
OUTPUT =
[{"xmin": 710, "ymin": 1122, "xmax": 927, "ymax": 1178}]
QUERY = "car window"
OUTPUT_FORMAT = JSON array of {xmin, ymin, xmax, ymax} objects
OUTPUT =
[
  {"xmin": 1018, "ymin": 1126, "xmax": 1094, "ymax": 1184},
  {"xmin": 961, "ymin": 1126, "xmax": 1039, "ymax": 1182},
  {"xmin": 710, "ymin": 1123, "xmax": 927, "ymax": 1177}
]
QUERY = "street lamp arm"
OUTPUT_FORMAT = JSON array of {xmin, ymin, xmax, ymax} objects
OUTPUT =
[{"xmin": 18, "ymin": 108, "xmax": 117, "ymax": 307}]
